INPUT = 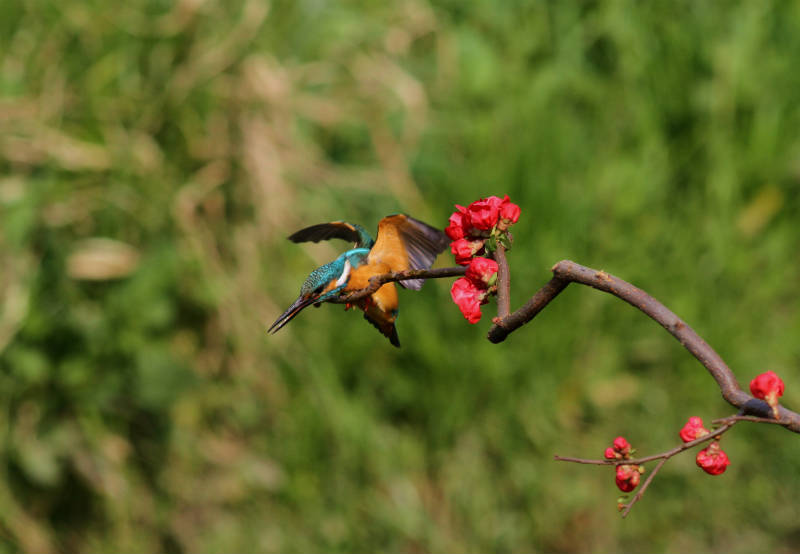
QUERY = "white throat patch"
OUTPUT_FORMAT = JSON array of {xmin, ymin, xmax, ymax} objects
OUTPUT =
[{"xmin": 335, "ymin": 259, "xmax": 352, "ymax": 288}]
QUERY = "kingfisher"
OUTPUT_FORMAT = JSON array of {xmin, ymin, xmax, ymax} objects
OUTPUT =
[{"xmin": 268, "ymin": 214, "xmax": 449, "ymax": 347}]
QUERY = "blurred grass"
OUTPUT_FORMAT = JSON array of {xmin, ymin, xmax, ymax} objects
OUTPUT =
[{"xmin": 2, "ymin": 0, "xmax": 800, "ymax": 552}]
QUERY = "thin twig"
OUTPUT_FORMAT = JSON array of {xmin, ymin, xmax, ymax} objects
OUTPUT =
[
  {"xmin": 712, "ymin": 414, "xmax": 789, "ymax": 426},
  {"xmin": 330, "ymin": 266, "xmax": 467, "ymax": 304},
  {"xmin": 553, "ymin": 421, "xmax": 738, "ymax": 466},
  {"xmin": 621, "ymin": 457, "xmax": 667, "ymax": 518}
]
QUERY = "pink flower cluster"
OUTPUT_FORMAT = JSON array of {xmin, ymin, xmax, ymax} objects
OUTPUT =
[
  {"xmin": 446, "ymin": 195, "xmax": 520, "ymax": 323},
  {"xmin": 603, "ymin": 436, "xmax": 643, "ymax": 493},
  {"xmin": 450, "ymin": 258, "xmax": 499, "ymax": 324},
  {"xmin": 446, "ymin": 195, "xmax": 520, "ymax": 265},
  {"xmin": 678, "ymin": 416, "xmax": 729, "ymax": 476},
  {"xmin": 750, "ymin": 370, "xmax": 785, "ymax": 418}
]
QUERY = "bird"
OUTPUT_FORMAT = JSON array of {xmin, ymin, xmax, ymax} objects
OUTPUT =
[{"xmin": 268, "ymin": 214, "xmax": 449, "ymax": 347}]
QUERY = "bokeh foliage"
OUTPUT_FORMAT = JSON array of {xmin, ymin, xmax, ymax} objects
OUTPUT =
[{"xmin": 2, "ymin": 0, "xmax": 800, "ymax": 552}]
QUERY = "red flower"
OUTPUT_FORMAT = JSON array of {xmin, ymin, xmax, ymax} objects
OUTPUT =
[
  {"xmin": 465, "ymin": 257, "xmax": 499, "ymax": 286},
  {"xmin": 750, "ymin": 371, "xmax": 785, "ymax": 418},
  {"xmin": 750, "ymin": 370, "xmax": 785, "ymax": 400},
  {"xmin": 603, "ymin": 436, "xmax": 633, "ymax": 460},
  {"xmin": 450, "ymin": 238, "xmax": 483, "ymax": 266},
  {"xmin": 445, "ymin": 205, "xmax": 469, "ymax": 240},
  {"xmin": 448, "ymin": 196, "xmax": 520, "ymax": 268},
  {"xmin": 696, "ymin": 442, "xmax": 730, "ymax": 475},
  {"xmin": 612, "ymin": 436, "xmax": 631, "ymax": 456},
  {"xmin": 499, "ymin": 195, "xmax": 520, "ymax": 224},
  {"xmin": 447, "ymin": 195, "xmax": 521, "ymax": 246},
  {"xmin": 450, "ymin": 277, "xmax": 487, "ymax": 324},
  {"xmin": 466, "ymin": 197, "xmax": 503, "ymax": 231},
  {"xmin": 679, "ymin": 416, "xmax": 709, "ymax": 443},
  {"xmin": 615, "ymin": 465, "xmax": 641, "ymax": 492}
]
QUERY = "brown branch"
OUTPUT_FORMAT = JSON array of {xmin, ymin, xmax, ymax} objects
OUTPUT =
[
  {"xmin": 492, "ymin": 244, "xmax": 511, "ymax": 319},
  {"xmin": 488, "ymin": 260, "xmax": 800, "ymax": 433},
  {"xmin": 330, "ymin": 266, "xmax": 466, "ymax": 304},
  {"xmin": 712, "ymin": 414, "xmax": 788, "ymax": 426},
  {"xmin": 487, "ymin": 275, "xmax": 569, "ymax": 333}
]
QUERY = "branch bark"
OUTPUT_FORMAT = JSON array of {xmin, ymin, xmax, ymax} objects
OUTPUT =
[
  {"xmin": 491, "ymin": 244, "xmax": 511, "ymax": 319},
  {"xmin": 488, "ymin": 260, "xmax": 800, "ymax": 433}
]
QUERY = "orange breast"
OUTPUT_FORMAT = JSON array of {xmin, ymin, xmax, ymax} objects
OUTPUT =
[{"xmin": 346, "ymin": 262, "xmax": 399, "ymax": 316}]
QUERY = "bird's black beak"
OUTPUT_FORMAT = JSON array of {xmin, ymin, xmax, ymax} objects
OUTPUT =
[{"xmin": 268, "ymin": 295, "xmax": 316, "ymax": 334}]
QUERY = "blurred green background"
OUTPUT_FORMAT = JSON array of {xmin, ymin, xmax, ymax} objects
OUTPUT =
[{"xmin": 2, "ymin": 0, "xmax": 800, "ymax": 552}]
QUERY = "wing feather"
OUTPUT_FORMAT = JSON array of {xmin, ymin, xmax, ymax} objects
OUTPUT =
[
  {"xmin": 369, "ymin": 214, "xmax": 449, "ymax": 290},
  {"xmin": 288, "ymin": 222, "xmax": 374, "ymax": 248}
]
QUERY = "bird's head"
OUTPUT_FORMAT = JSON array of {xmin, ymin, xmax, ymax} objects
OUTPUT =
[{"xmin": 268, "ymin": 248, "xmax": 368, "ymax": 335}]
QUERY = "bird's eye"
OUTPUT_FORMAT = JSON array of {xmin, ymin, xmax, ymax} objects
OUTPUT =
[{"xmin": 313, "ymin": 285, "xmax": 324, "ymax": 294}]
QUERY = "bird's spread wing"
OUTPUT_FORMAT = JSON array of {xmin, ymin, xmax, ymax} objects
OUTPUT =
[
  {"xmin": 368, "ymin": 214, "xmax": 450, "ymax": 290},
  {"xmin": 288, "ymin": 221, "xmax": 374, "ymax": 249}
]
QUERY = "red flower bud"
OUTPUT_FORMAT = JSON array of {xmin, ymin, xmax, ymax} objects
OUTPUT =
[
  {"xmin": 604, "ymin": 447, "xmax": 617, "ymax": 460},
  {"xmin": 450, "ymin": 238, "xmax": 484, "ymax": 265},
  {"xmin": 465, "ymin": 257, "xmax": 499, "ymax": 286},
  {"xmin": 612, "ymin": 436, "xmax": 631, "ymax": 455},
  {"xmin": 499, "ymin": 195, "xmax": 520, "ymax": 224},
  {"xmin": 696, "ymin": 443, "xmax": 730, "ymax": 475},
  {"xmin": 750, "ymin": 370, "xmax": 785, "ymax": 418},
  {"xmin": 450, "ymin": 277, "xmax": 487, "ymax": 324},
  {"xmin": 615, "ymin": 465, "xmax": 641, "ymax": 492},
  {"xmin": 679, "ymin": 416, "xmax": 709, "ymax": 443},
  {"xmin": 445, "ymin": 205, "xmax": 469, "ymax": 241},
  {"xmin": 750, "ymin": 370, "xmax": 785, "ymax": 400}
]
